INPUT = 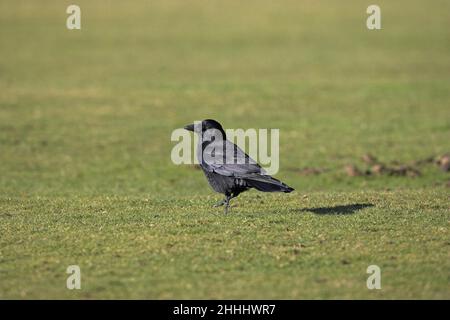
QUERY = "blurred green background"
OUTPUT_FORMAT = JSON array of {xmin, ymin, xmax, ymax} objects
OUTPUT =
[{"xmin": 0, "ymin": 0, "xmax": 449, "ymax": 299}]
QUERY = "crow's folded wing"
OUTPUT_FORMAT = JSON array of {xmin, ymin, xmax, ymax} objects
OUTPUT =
[{"xmin": 201, "ymin": 139, "xmax": 265, "ymax": 177}]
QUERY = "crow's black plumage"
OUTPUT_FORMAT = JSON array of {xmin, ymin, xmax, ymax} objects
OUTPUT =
[{"xmin": 184, "ymin": 119, "xmax": 294, "ymax": 213}]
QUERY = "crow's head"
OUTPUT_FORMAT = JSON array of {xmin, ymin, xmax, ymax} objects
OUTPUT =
[{"xmin": 184, "ymin": 119, "xmax": 225, "ymax": 136}]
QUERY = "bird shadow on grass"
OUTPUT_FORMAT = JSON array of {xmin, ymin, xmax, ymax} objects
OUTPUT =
[{"xmin": 299, "ymin": 203, "xmax": 374, "ymax": 215}]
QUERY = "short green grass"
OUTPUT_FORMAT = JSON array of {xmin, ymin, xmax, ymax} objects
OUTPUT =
[{"xmin": 0, "ymin": 0, "xmax": 449, "ymax": 299}]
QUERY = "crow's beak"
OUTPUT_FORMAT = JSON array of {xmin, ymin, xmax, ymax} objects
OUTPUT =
[{"xmin": 183, "ymin": 123, "xmax": 195, "ymax": 131}]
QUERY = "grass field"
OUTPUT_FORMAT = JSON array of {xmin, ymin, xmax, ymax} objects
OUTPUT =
[{"xmin": 0, "ymin": 0, "xmax": 449, "ymax": 299}]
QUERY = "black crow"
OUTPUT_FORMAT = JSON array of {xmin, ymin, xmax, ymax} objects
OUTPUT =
[{"xmin": 183, "ymin": 119, "xmax": 294, "ymax": 213}]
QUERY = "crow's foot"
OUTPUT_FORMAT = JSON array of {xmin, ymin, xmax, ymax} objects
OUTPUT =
[{"xmin": 213, "ymin": 199, "xmax": 226, "ymax": 207}]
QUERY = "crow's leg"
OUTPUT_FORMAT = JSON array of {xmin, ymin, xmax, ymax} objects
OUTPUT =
[
  {"xmin": 224, "ymin": 196, "xmax": 230, "ymax": 214},
  {"xmin": 223, "ymin": 191, "xmax": 242, "ymax": 214},
  {"xmin": 224, "ymin": 194, "xmax": 233, "ymax": 214}
]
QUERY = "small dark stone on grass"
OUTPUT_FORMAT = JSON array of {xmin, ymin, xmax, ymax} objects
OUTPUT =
[{"xmin": 413, "ymin": 156, "xmax": 435, "ymax": 166}]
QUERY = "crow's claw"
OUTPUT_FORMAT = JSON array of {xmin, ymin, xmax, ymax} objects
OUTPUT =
[{"xmin": 213, "ymin": 199, "xmax": 226, "ymax": 207}]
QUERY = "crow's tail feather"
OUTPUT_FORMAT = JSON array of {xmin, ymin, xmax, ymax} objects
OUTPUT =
[{"xmin": 243, "ymin": 175, "xmax": 294, "ymax": 193}]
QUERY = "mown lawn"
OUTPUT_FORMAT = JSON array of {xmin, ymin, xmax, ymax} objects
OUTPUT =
[{"xmin": 0, "ymin": 0, "xmax": 449, "ymax": 299}]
